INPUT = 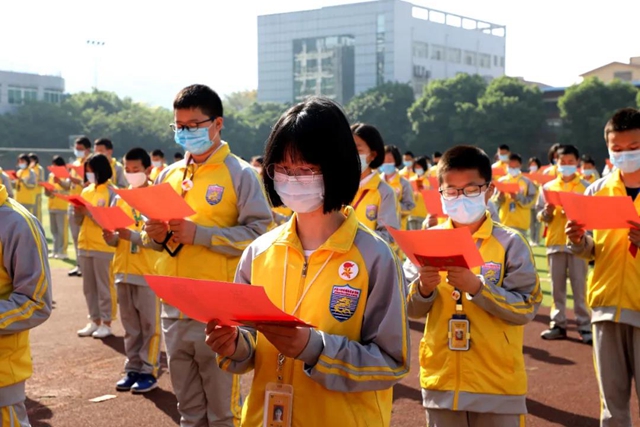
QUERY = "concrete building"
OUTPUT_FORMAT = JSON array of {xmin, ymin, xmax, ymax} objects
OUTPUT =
[
  {"xmin": 0, "ymin": 70, "xmax": 65, "ymax": 114},
  {"xmin": 580, "ymin": 56, "xmax": 640, "ymax": 84},
  {"xmin": 258, "ymin": 0, "xmax": 506, "ymax": 104}
]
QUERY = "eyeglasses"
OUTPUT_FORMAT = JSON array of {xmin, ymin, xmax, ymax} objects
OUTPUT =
[
  {"xmin": 439, "ymin": 183, "xmax": 490, "ymax": 200},
  {"xmin": 169, "ymin": 118, "xmax": 214, "ymax": 132},
  {"xmin": 265, "ymin": 164, "xmax": 322, "ymax": 183}
]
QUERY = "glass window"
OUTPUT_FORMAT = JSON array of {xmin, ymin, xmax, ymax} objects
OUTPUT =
[
  {"xmin": 500, "ymin": 56, "xmax": 505, "ymax": 67},
  {"xmin": 24, "ymin": 90, "xmax": 37, "ymax": 102},
  {"xmin": 614, "ymin": 71, "xmax": 633, "ymax": 81},
  {"xmin": 431, "ymin": 45, "xmax": 445, "ymax": 61},
  {"xmin": 413, "ymin": 42, "xmax": 428, "ymax": 59},
  {"xmin": 377, "ymin": 14, "xmax": 385, "ymax": 33},
  {"xmin": 464, "ymin": 51, "xmax": 477, "ymax": 66},
  {"xmin": 8, "ymin": 88, "xmax": 22, "ymax": 104},
  {"xmin": 448, "ymin": 48, "xmax": 461, "ymax": 63},
  {"xmin": 479, "ymin": 54, "xmax": 491, "ymax": 68},
  {"xmin": 494, "ymin": 55, "xmax": 498, "ymax": 66}
]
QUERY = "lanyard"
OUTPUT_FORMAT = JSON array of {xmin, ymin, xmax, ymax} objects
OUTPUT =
[
  {"xmin": 281, "ymin": 246, "xmax": 334, "ymax": 316},
  {"xmin": 180, "ymin": 155, "xmax": 196, "ymax": 197}
]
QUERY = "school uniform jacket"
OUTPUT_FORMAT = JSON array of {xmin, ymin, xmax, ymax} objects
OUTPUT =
[
  {"xmin": 0, "ymin": 169, "xmax": 14, "ymax": 198},
  {"xmin": 47, "ymin": 174, "xmax": 69, "ymax": 212},
  {"xmin": 382, "ymin": 172, "xmax": 416, "ymax": 222},
  {"xmin": 0, "ymin": 185, "xmax": 52, "ymax": 407},
  {"xmin": 219, "ymin": 207, "xmax": 410, "ymax": 427},
  {"xmin": 407, "ymin": 212, "xmax": 542, "ymax": 414},
  {"xmin": 77, "ymin": 183, "xmax": 117, "ymax": 258},
  {"xmin": 15, "ymin": 168, "xmax": 37, "ymax": 207},
  {"xmin": 110, "ymin": 158, "xmax": 128, "ymax": 188},
  {"xmin": 493, "ymin": 173, "xmax": 538, "ymax": 231},
  {"xmin": 409, "ymin": 176, "xmax": 428, "ymax": 219},
  {"xmin": 352, "ymin": 172, "xmax": 399, "ymax": 243},
  {"xmin": 569, "ymin": 169, "xmax": 640, "ymax": 327}
]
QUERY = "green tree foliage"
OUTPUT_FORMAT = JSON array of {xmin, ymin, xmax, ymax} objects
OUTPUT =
[
  {"xmin": 224, "ymin": 90, "xmax": 257, "ymax": 113},
  {"xmin": 345, "ymin": 82, "xmax": 415, "ymax": 149}
]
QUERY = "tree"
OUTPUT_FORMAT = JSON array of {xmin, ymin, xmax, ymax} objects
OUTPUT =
[
  {"xmin": 224, "ymin": 90, "xmax": 258, "ymax": 113},
  {"xmin": 345, "ymin": 82, "xmax": 415, "ymax": 149},
  {"xmin": 559, "ymin": 77, "xmax": 639, "ymax": 160},
  {"xmin": 408, "ymin": 74, "xmax": 487, "ymax": 154}
]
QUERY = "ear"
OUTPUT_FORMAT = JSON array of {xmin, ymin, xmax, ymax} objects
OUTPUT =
[
  {"xmin": 485, "ymin": 183, "xmax": 495, "ymax": 202},
  {"xmin": 214, "ymin": 116, "xmax": 224, "ymax": 133}
]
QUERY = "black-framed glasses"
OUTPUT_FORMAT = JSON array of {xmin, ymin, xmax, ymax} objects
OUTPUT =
[
  {"xmin": 439, "ymin": 183, "xmax": 490, "ymax": 200},
  {"xmin": 265, "ymin": 164, "xmax": 322, "ymax": 183},
  {"xmin": 169, "ymin": 118, "xmax": 214, "ymax": 132}
]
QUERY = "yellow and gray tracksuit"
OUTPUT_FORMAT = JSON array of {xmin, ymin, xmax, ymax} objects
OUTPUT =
[
  {"xmin": 105, "ymin": 195, "xmax": 161, "ymax": 376},
  {"xmin": 352, "ymin": 172, "xmax": 400, "ymax": 244},
  {"xmin": 149, "ymin": 164, "xmax": 167, "ymax": 183},
  {"xmin": 382, "ymin": 172, "xmax": 416, "ymax": 229},
  {"xmin": 493, "ymin": 173, "xmax": 538, "ymax": 237},
  {"xmin": 569, "ymin": 169, "xmax": 640, "ymax": 426},
  {"xmin": 77, "ymin": 183, "xmax": 117, "ymax": 323},
  {"xmin": 64, "ymin": 158, "xmax": 87, "ymax": 263},
  {"xmin": 219, "ymin": 207, "xmax": 410, "ymax": 426},
  {"xmin": 47, "ymin": 174, "xmax": 69, "ymax": 256},
  {"xmin": 0, "ymin": 185, "xmax": 52, "ymax": 427},
  {"xmin": 142, "ymin": 142, "xmax": 273, "ymax": 427},
  {"xmin": 31, "ymin": 164, "xmax": 45, "ymax": 222},
  {"xmin": 408, "ymin": 176, "xmax": 428, "ymax": 230},
  {"xmin": 536, "ymin": 176, "xmax": 591, "ymax": 332},
  {"xmin": 408, "ymin": 212, "xmax": 541, "ymax": 427},
  {"xmin": 14, "ymin": 168, "xmax": 37, "ymax": 216},
  {"xmin": 0, "ymin": 170, "xmax": 14, "ymax": 199},
  {"xmin": 110, "ymin": 158, "xmax": 128, "ymax": 189}
]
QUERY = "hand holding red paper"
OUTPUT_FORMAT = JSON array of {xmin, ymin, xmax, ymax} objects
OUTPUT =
[
  {"xmin": 446, "ymin": 266, "xmax": 482, "ymax": 295},
  {"xmin": 47, "ymin": 166, "xmax": 70, "ymax": 179},
  {"xmin": 38, "ymin": 182, "xmax": 56, "ymax": 192},
  {"xmin": 4, "ymin": 170, "xmax": 18, "ymax": 180},
  {"xmin": 543, "ymin": 189, "xmax": 563, "ymax": 207},
  {"xmin": 86, "ymin": 206, "xmax": 135, "ymax": 232},
  {"xmin": 54, "ymin": 194, "xmax": 89, "ymax": 207},
  {"xmin": 115, "ymin": 183, "xmax": 196, "ymax": 221},
  {"xmin": 205, "ymin": 321, "xmax": 240, "ymax": 357},
  {"xmin": 417, "ymin": 265, "xmax": 441, "ymax": 296},
  {"xmin": 421, "ymin": 190, "xmax": 446, "ymax": 217},
  {"xmin": 560, "ymin": 193, "xmax": 640, "ymax": 230},
  {"xmin": 493, "ymin": 181, "xmax": 520, "ymax": 195}
]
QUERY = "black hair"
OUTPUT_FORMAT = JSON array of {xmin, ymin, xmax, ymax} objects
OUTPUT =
[
  {"xmin": 75, "ymin": 136, "xmax": 91, "ymax": 149},
  {"xmin": 604, "ymin": 108, "xmax": 640, "ymax": 141},
  {"xmin": 28, "ymin": 152, "xmax": 39, "ymax": 163},
  {"xmin": 52, "ymin": 155, "xmax": 66, "ymax": 167},
  {"xmin": 125, "ymin": 147, "xmax": 151, "ymax": 169},
  {"xmin": 94, "ymin": 138, "xmax": 113, "ymax": 151},
  {"xmin": 263, "ymin": 97, "xmax": 360, "ymax": 214},
  {"xmin": 18, "ymin": 153, "xmax": 30, "ymax": 163},
  {"xmin": 438, "ymin": 145, "xmax": 492, "ymax": 184},
  {"xmin": 557, "ymin": 144, "xmax": 580, "ymax": 160},
  {"xmin": 351, "ymin": 123, "xmax": 385, "ymax": 169},
  {"xmin": 581, "ymin": 155, "xmax": 596, "ymax": 166},
  {"xmin": 404, "ymin": 151, "xmax": 415, "ymax": 158},
  {"xmin": 509, "ymin": 153, "xmax": 522, "ymax": 164},
  {"xmin": 251, "ymin": 155, "xmax": 264, "ymax": 165},
  {"xmin": 498, "ymin": 144, "xmax": 510, "ymax": 151},
  {"xmin": 85, "ymin": 153, "xmax": 113, "ymax": 185},
  {"xmin": 174, "ymin": 152, "xmax": 184, "ymax": 160},
  {"xmin": 384, "ymin": 145, "xmax": 403, "ymax": 168},
  {"xmin": 528, "ymin": 157, "xmax": 541, "ymax": 168},
  {"xmin": 433, "ymin": 151, "xmax": 442, "ymax": 159},
  {"xmin": 151, "ymin": 149, "xmax": 165, "ymax": 158},
  {"xmin": 173, "ymin": 84, "xmax": 224, "ymax": 118},
  {"xmin": 413, "ymin": 156, "xmax": 429, "ymax": 172},
  {"xmin": 548, "ymin": 143, "xmax": 560, "ymax": 163}
]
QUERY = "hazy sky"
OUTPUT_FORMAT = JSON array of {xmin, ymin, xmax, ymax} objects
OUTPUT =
[{"xmin": 1, "ymin": 0, "xmax": 638, "ymax": 108}]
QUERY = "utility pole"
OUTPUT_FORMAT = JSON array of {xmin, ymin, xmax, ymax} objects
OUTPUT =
[{"xmin": 87, "ymin": 40, "xmax": 105, "ymax": 90}]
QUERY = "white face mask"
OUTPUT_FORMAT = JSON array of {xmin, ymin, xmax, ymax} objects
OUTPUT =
[
  {"xmin": 529, "ymin": 165, "xmax": 538, "ymax": 172},
  {"xmin": 273, "ymin": 172, "xmax": 324, "ymax": 214},
  {"xmin": 609, "ymin": 149, "xmax": 640, "ymax": 174},
  {"xmin": 441, "ymin": 192, "xmax": 487, "ymax": 225},
  {"xmin": 359, "ymin": 154, "xmax": 370, "ymax": 173},
  {"xmin": 86, "ymin": 172, "xmax": 96, "ymax": 184},
  {"xmin": 125, "ymin": 172, "xmax": 147, "ymax": 188},
  {"xmin": 508, "ymin": 167, "xmax": 520, "ymax": 177},
  {"xmin": 152, "ymin": 160, "xmax": 163, "ymax": 168}
]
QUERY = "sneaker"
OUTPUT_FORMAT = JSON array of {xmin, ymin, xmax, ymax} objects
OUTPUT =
[
  {"xmin": 579, "ymin": 330, "xmax": 593, "ymax": 345},
  {"xmin": 131, "ymin": 374, "xmax": 158, "ymax": 394},
  {"xmin": 540, "ymin": 326, "xmax": 567, "ymax": 340},
  {"xmin": 48, "ymin": 252, "xmax": 55, "ymax": 259},
  {"xmin": 77, "ymin": 321, "xmax": 99, "ymax": 337},
  {"xmin": 116, "ymin": 372, "xmax": 140, "ymax": 392},
  {"xmin": 92, "ymin": 324, "xmax": 113, "ymax": 339},
  {"xmin": 68, "ymin": 267, "xmax": 81, "ymax": 277}
]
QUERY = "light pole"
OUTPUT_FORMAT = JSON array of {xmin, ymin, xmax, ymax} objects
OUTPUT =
[{"xmin": 87, "ymin": 40, "xmax": 105, "ymax": 90}]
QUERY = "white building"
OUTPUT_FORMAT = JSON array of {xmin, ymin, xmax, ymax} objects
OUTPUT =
[
  {"xmin": 0, "ymin": 70, "xmax": 65, "ymax": 114},
  {"xmin": 258, "ymin": 0, "xmax": 506, "ymax": 104}
]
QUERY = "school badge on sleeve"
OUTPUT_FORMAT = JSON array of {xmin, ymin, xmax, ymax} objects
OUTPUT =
[
  {"xmin": 365, "ymin": 204, "xmax": 377, "ymax": 221},
  {"xmin": 329, "ymin": 285, "xmax": 361, "ymax": 322},
  {"xmin": 205, "ymin": 184, "xmax": 224, "ymax": 206},
  {"xmin": 481, "ymin": 261, "xmax": 502, "ymax": 286}
]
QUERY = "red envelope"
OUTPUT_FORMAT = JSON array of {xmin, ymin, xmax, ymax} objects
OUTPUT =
[
  {"xmin": 543, "ymin": 189, "xmax": 563, "ymax": 206},
  {"xmin": 4, "ymin": 170, "xmax": 18, "ymax": 180},
  {"xmin": 524, "ymin": 173, "xmax": 555, "ymax": 185},
  {"xmin": 386, "ymin": 226, "xmax": 484, "ymax": 270},
  {"xmin": 421, "ymin": 189, "xmax": 446, "ymax": 217},
  {"xmin": 144, "ymin": 275, "xmax": 315, "ymax": 328},
  {"xmin": 493, "ymin": 181, "xmax": 520, "ymax": 194},
  {"xmin": 38, "ymin": 182, "xmax": 56, "ymax": 192},
  {"xmin": 47, "ymin": 166, "xmax": 70, "ymax": 179},
  {"xmin": 85, "ymin": 206, "xmax": 135, "ymax": 231},
  {"xmin": 560, "ymin": 192, "xmax": 640, "ymax": 230},
  {"xmin": 115, "ymin": 183, "xmax": 196, "ymax": 221},
  {"xmin": 55, "ymin": 194, "xmax": 89, "ymax": 207}
]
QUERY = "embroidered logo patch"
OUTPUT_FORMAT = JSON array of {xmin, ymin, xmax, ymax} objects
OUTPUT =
[
  {"xmin": 205, "ymin": 184, "xmax": 224, "ymax": 206},
  {"xmin": 338, "ymin": 261, "xmax": 359, "ymax": 281},
  {"xmin": 365, "ymin": 204, "xmax": 377, "ymax": 221},
  {"xmin": 329, "ymin": 285, "xmax": 361, "ymax": 322},
  {"xmin": 481, "ymin": 261, "xmax": 502, "ymax": 286}
]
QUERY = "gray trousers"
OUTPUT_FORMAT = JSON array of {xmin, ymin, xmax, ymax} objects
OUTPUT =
[
  {"xmin": 548, "ymin": 252, "xmax": 590, "ymax": 331},
  {"xmin": 529, "ymin": 209, "xmax": 540, "ymax": 243},
  {"xmin": 118, "ymin": 283, "xmax": 161, "ymax": 376},
  {"xmin": 162, "ymin": 318, "xmax": 242, "ymax": 427},
  {"xmin": 34, "ymin": 194, "xmax": 42, "ymax": 223},
  {"xmin": 68, "ymin": 208, "xmax": 80, "ymax": 267},
  {"xmin": 594, "ymin": 321, "xmax": 640, "ymax": 427},
  {"xmin": 0, "ymin": 401, "xmax": 30, "ymax": 427},
  {"xmin": 79, "ymin": 255, "xmax": 115, "ymax": 322},
  {"xmin": 427, "ymin": 409, "xmax": 525, "ymax": 427},
  {"xmin": 49, "ymin": 210, "xmax": 68, "ymax": 255}
]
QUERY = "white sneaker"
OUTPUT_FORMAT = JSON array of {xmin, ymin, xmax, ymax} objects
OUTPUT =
[
  {"xmin": 77, "ymin": 322, "xmax": 99, "ymax": 337},
  {"xmin": 92, "ymin": 325, "xmax": 113, "ymax": 339}
]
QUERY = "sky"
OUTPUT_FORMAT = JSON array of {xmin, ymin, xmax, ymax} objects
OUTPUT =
[{"xmin": 1, "ymin": 0, "xmax": 638, "ymax": 108}]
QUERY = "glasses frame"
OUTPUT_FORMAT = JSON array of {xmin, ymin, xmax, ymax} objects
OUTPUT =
[
  {"xmin": 439, "ymin": 182, "xmax": 491, "ymax": 200},
  {"xmin": 265, "ymin": 164, "xmax": 322, "ymax": 184},
  {"xmin": 169, "ymin": 118, "xmax": 214, "ymax": 133}
]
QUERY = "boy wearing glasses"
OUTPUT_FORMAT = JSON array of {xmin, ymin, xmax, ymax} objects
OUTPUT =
[
  {"xmin": 407, "ymin": 145, "xmax": 541, "ymax": 427},
  {"xmin": 143, "ymin": 84, "xmax": 273, "ymax": 427}
]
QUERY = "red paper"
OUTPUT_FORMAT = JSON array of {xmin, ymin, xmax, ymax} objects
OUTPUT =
[
  {"xmin": 38, "ymin": 182, "xmax": 57, "ymax": 192},
  {"xmin": 4, "ymin": 170, "xmax": 18, "ymax": 180},
  {"xmin": 386, "ymin": 226, "xmax": 484, "ymax": 270},
  {"xmin": 493, "ymin": 181, "xmax": 520, "ymax": 194},
  {"xmin": 492, "ymin": 167, "xmax": 506, "ymax": 178},
  {"xmin": 543, "ymin": 189, "xmax": 563, "ymax": 207},
  {"xmin": 559, "ymin": 192, "xmax": 640, "ymax": 230},
  {"xmin": 428, "ymin": 176, "xmax": 439, "ymax": 190},
  {"xmin": 85, "ymin": 206, "xmax": 135, "ymax": 231},
  {"xmin": 421, "ymin": 190, "xmax": 446, "ymax": 217},
  {"xmin": 47, "ymin": 166, "xmax": 70, "ymax": 179},
  {"xmin": 144, "ymin": 275, "xmax": 314, "ymax": 328},
  {"xmin": 410, "ymin": 179, "xmax": 426, "ymax": 192},
  {"xmin": 55, "ymin": 194, "xmax": 89, "ymax": 207},
  {"xmin": 524, "ymin": 173, "xmax": 555, "ymax": 185},
  {"xmin": 68, "ymin": 164, "xmax": 85, "ymax": 177},
  {"xmin": 115, "ymin": 183, "xmax": 196, "ymax": 221}
]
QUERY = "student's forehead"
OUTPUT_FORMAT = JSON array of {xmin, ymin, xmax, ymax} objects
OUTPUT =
[
  {"xmin": 175, "ymin": 108, "xmax": 208, "ymax": 122},
  {"xmin": 441, "ymin": 169, "xmax": 484, "ymax": 186},
  {"xmin": 609, "ymin": 130, "xmax": 640, "ymax": 145}
]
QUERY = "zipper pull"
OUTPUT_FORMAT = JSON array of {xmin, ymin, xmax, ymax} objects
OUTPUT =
[{"xmin": 302, "ymin": 261, "xmax": 308, "ymax": 278}]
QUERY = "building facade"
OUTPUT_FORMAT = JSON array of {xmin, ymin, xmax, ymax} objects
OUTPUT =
[
  {"xmin": 258, "ymin": 0, "xmax": 506, "ymax": 104},
  {"xmin": 580, "ymin": 57, "xmax": 640, "ymax": 84},
  {"xmin": 0, "ymin": 70, "xmax": 65, "ymax": 114}
]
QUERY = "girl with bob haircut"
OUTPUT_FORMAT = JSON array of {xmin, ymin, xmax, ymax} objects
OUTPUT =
[{"xmin": 205, "ymin": 97, "xmax": 410, "ymax": 427}]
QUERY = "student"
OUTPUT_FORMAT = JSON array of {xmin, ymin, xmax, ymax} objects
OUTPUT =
[
  {"xmin": 29, "ymin": 153, "xmax": 45, "ymax": 222},
  {"xmin": 407, "ymin": 156, "xmax": 429, "ymax": 230},
  {"xmin": 0, "ymin": 182, "xmax": 52, "ymax": 427},
  {"xmin": 536, "ymin": 145, "xmax": 591, "ymax": 343},
  {"xmin": 94, "ymin": 138, "xmax": 128, "ymax": 188},
  {"xmin": 250, "ymin": 155, "xmax": 263, "ymax": 173},
  {"xmin": 528, "ymin": 157, "xmax": 543, "ymax": 245},
  {"xmin": 103, "ymin": 148, "xmax": 161, "ymax": 394},
  {"xmin": 492, "ymin": 153, "xmax": 538, "ymax": 237},
  {"xmin": 408, "ymin": 145, "xmax": 541, "ymax": 427},
  {"xmin": 206, "ymin": 96, "xmax": 410, "ymax": 427},
  {"xmin": 541, "ymin": 143, "xmax": 560, "ymax": 176},
  {"xmin": 491, "ymin": 144, "xmax": 511, "ymax": 175},
  {"xmin": 66, "ymin": 136, "xmax": 92, "ymax": 277},
  {"xmin": 567, "ymin": 108, "xmax": 640, "ymax": 426},
  {"xmin": 149, "ymin": 149, "xmax": 167, "ymax": 182},
  {"xmin": 380, "ymin": 145, "xmax": 416, "ymax": 229},
  {"xmin": 528, "ymin": 157, "xmax": 541, "ymax": 173},
  {"xmin": 143, "ymin": 84, "xmax": 273, "ymax": 426},
  {"xmin": 400, "ymin": 150, "xmax": 416, "ymax": 179},
  {"xmin": 173, "ymin": 151, "xmax": 184, "ymax": 163},
  {"xmin": 580, "ymin": 155, "xmax": 600, "ymax": 184},
  {"xmin": 75, "ymin": 153, "xmax": 117, "ymax": 339},
  {"xmin": 351, "ymin": 123, "xmax": 400, "ymax": 243},
  {"xmin": 14, "ymin": 153, "xmax": 37, "ymax": 216},
  {"xmin": 427, "ymin": 151, "xmax": 443, "ymax": 179},
  {"xmin": 46, "ymin": 155, "xmax": 70, "ymax": 259},
  {"xmin": 0, "ymin": 168, "xmax": 13, "ymax": 198}
]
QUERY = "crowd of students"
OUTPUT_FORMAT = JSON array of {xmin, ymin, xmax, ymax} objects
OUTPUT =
[{"xmin": 1, "ymin": 83, "xmax": 640, "ymax": 427}]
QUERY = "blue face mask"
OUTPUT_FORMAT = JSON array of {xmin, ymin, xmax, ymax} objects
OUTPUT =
[
  {"xmin": 557, "ymin": 165, "xmax": 577, "ymax": 177},
  {"xmin": 441, "ymin": 193, "xmax": 487, "ymax": 225},
  {"xmin": 74, "ymin": 148, "xmax": 85, "ymax": 158},
  {"xmin": 499, "ymin": 154, "xmax": 509, "ymax": 162},
  {"xmin": 414, "ymin": 168, "xmax": 425, "ymax": 177},
  {"xmin": 508, "ymin": 167, "xmax": 520, "ymax": 177},
  {"xmin": 403, "ymin": 160, "xmax": 412, "ymax": 168},
  {"xmin": 582, "ymin": 169, "xmax": 595, "ymax": 176},
  {"xmin": 609, "ymin": 149, "xmax": 640, "ymax": 174},
  {"xmin": 174, "ymin": 127, "xmax": 213, "ymax": 155},
  {"xmin": 18, "ymin": 163, "xmax": 27, "ymax": 170},
  {"xmin": 379, "ymin": 163, "xmax": 396, "ymax": 175}
]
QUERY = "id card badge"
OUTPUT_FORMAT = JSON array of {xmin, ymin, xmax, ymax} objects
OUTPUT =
[
  {"xmin": 264, "ymin": 382, "xmax": 293, "ymax": 427},
  {"xmin": 509, "ymin": 201, "xmax": 516, "ymax": 212},
  {"xmin": 448, "ymin": 315, "xmax": 470, "ymax": 351}
]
